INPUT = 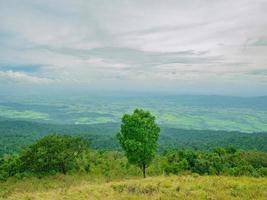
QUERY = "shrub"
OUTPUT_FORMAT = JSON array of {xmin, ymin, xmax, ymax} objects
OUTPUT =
[{"xmin": 19, "ymin": 135, "xmax": 88, "ymax": 175}]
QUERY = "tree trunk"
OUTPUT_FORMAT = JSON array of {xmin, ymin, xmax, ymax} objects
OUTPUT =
[
  {"xmin": 60, "ymin": 162, "xmax": 66, "ymax": 174},
  {"xmin": 142, "ymin": 164, "xmax": 146, "ymax": 178}
]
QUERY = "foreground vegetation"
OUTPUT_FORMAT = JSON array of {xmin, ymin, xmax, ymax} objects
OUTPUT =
[
  {"xmin": 2, "ymin": 110, "xmax": 265, "ymax": 181},
  {"xmin": 1, "ymin": 135, "xmax": 267, "ymax": 181},
  {"xmin": 0, "ymin": 175, "xmax": 266, "ymax": 200}
]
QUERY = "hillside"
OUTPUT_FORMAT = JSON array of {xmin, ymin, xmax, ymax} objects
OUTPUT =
[
  {"xmin": 1, "ymin": 175, "xmax": 266, "ymax": 200},
  {"xmin": 1, "ymin": 119, "xmax": 267, "ymax": 155}
]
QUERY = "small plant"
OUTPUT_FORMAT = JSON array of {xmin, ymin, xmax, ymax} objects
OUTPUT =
[{"xmin": 111, "ymin": 184, "xmax": 127, "ymax": 193}]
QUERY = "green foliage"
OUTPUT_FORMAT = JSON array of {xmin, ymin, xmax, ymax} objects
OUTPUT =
[
  {"xmin": 0, "ymin": 123, "xmax": 266, "ymax": 182},
  {"xmin": 161, "ymin": 148, "xmax": 267, "ymax": 177},
  {"xmin": 19, "ymin": 135, "xmax": 88, "ymax": 175},
  {"xmin": 1, "ymin": 120, "xmax": 267, "ymax": 156},
  {"xmin": 0, "ymin": 120, "xmax": 121, "ymax": 156},
  {"xmin": 0, "ymin": 143, "xmax": 267, "ymax": 182},
  {"xmin": 0, "ymin": 154, "xmax": 21, "ymax": 180},
  {"xmin": 75, "ymin": 150, "xmax": 140, "ymax": 179},
  {"xmin": 117, "ymin": 109, "xmax": 160, "ymax": 177}
]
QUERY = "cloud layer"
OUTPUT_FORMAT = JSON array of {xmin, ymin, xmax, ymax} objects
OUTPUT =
[{"xmin": 0, "ymin": 0, "xmax": 267, "ymax": 95}]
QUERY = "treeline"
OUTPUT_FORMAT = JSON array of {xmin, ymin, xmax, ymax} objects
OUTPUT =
[
  {"xmin": 161, "ymin": 148, "xmax": 267, "ymax": 176},
  {"xmin": 1, "ymin": 119, "xmax": 267, "ymax": 156},
  {"xmin": 0, "ymin": 120, "xmax": 119, "ymax": 155},
  {"xmin": 0, "ymin": 134, "xmax": 266, "ymax": 181}
]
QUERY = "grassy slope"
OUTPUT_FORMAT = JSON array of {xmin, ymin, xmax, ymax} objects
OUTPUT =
[{"xmin": 1, "ymin": 175, "xmax": 267, "ymax": 200}]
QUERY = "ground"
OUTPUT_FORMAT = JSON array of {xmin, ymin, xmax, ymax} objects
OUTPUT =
[{"xmin": 1, "ymin": 175, "xmax": 266, "ymax": 200}]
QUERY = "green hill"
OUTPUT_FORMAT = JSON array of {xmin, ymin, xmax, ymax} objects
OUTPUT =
[{"xmin": 1, "ymin": 120, "xmax": 267, "ymax": 155}]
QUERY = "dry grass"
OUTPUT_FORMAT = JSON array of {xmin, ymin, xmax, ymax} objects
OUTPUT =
[{"xmin": 1, "ymin": 175, "xmax": 267, "ymax": 200}]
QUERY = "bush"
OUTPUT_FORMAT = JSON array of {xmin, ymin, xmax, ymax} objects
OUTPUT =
[
  {"xmin": 258, "ymin": 167, "xmax": 267, "ymax": 176},
  {"xmin": 19, "ymin": 135, "xmax": 88, "ymax": 175},
  {"xmin": 160, "ymin": 149, "xmax": 267, "ymax": 177}
]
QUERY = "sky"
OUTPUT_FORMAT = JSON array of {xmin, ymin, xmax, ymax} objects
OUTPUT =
[{"xmin": 0, "ymin": 0, "xmax": 267, "ymax": 96}]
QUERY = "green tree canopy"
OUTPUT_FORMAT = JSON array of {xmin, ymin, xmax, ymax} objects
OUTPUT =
[
  {"xmin": 117, "ymin": 109, "xmax": 160, "ymax": 178},
  {"xmin": 19, "ymin": 134, "xmax": 88, "ymax": 175}
]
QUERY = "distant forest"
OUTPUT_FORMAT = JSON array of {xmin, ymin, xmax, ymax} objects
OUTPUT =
[{"xmin": 0, "ymin": 119, "xmax": 266, "ymax": 156}]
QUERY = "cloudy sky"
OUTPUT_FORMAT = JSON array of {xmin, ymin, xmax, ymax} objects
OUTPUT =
[{"xmin": 0, "ymin": 0, "xmax": 267, "ymax": 95}]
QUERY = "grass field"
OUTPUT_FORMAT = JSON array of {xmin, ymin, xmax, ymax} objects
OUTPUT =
[{"xmin": 1, "ymin": 175, "xmax": 266, "ymax": 200}]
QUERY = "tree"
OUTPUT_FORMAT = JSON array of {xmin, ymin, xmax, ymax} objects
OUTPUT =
[
  {"xmin": 19, "ymin": 134, "xmax": 88, "ymax": 175},
  {"xmin": 117, "ymin": 109, "xmax": 160, "ymax": 178}
]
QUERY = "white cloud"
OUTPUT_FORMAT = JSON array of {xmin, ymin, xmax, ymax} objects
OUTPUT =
[
  {"xmin": 0, "ymin": 0, "xmax": 267, "ymax": 94},
  {"xmin": 0, "ymin": 70, "xmax": 53, "ymax": 84}
]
